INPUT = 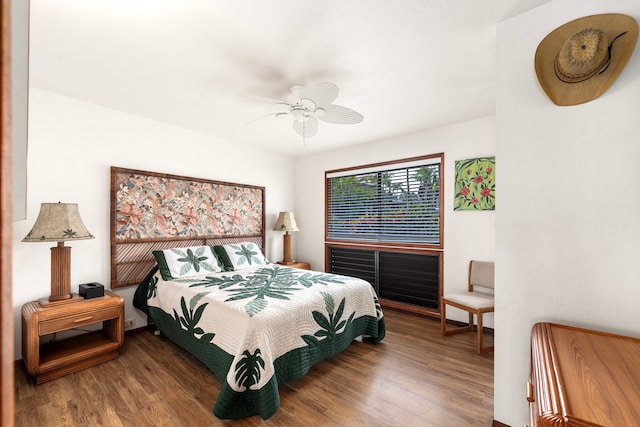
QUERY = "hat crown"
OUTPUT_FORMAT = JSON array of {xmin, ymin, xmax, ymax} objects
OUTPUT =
[{"xmin": 555, "ymin": 28, "xmax": 609, "ymax": 82}]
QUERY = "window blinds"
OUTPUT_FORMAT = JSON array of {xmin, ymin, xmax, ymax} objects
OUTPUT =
[{"xmin": 327, "ymin": 157, "xmax": 441, "ymax": 244}]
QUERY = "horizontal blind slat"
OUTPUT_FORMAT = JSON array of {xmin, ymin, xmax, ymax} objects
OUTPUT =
[{"xmin": 327, "ymin": 160, "xmax": 441, "ymax": 244}]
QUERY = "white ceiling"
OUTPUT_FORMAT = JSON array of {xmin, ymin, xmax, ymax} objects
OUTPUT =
[{"xmin": 29, "ymin": 0, "xmax": 550, "ymax": 157}]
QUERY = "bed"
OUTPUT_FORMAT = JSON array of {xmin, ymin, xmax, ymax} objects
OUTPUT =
[{"xmin": 111, "ymin": 167, "xmax": 385, "ymax": 419}]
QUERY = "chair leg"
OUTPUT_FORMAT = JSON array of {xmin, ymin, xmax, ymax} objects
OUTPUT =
[
  {"xmin": 441, "ymin": 302, "xmax": 476, "ymax": 337},
  {"xmin": 441, "ymin": 301, "xmax": 447, "ymax": 336},
  {"xmin": 477, "ymin": 313, "xmax": 483, "ymax": 354}
]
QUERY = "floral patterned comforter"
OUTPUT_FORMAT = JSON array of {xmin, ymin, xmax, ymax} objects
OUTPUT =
[{"xmin": 133, "ymin": 263, "xmax": 385, "ymax": 420}]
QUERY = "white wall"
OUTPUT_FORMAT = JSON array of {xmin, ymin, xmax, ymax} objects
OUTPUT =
[
  {"xmin": 294, "ymin": 117, "xmax": 496, "ymax": 326},
  {"xmin": 11, "ymin": 0, "xmax": 29, "ymax": 221},
  {"xmin": 495, "ymin": 0, "xmax": 640, "ymax": 425},
  {"xmin": 12, "ymin": 89, "xmax": 296, "ymax": 359}
]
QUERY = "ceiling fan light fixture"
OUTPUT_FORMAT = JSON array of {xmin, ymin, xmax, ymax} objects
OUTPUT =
[
  {"xmin": 314, "ymin": 107, "xmax": 326, "ymax": 117},
  {"xmin": 291, "ymin": 109, "xmax": 305, "ymax": 121}
]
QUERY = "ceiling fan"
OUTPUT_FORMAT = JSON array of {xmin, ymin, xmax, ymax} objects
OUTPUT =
[{"xmin": 256, "ymin": 82, "xmax": 363, "ymax": 139}]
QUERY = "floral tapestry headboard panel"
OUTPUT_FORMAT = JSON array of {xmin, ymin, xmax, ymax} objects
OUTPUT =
[{"xmin": 110, "ymin": 167, "xmax": 265, "ymax": 288}]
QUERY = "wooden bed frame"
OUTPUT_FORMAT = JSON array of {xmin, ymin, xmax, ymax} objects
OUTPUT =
[{"xmin": 110, "ymin": 167, "xmax": 265, "ymax": 289}]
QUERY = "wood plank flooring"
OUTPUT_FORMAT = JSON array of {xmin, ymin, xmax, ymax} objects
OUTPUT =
[{"xmin": 15, "ymin": 309, "xmax": 494, "ymax": 426}]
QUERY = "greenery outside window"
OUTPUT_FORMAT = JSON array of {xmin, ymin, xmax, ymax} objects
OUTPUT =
[{"xmin": 326, "ymin": 154, "xmax": 443, "ymax": 247}]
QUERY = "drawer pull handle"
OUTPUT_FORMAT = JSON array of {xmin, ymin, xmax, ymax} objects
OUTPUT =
[
  {"xmin": 73, "ymin": 316, "xmax": 94, "ymax": 323},
  {"xmin": 526, "ymin": 381, "xmax": 534, "ymax": 403}
]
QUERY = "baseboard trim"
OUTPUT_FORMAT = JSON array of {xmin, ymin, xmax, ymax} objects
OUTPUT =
[
  {"xmin": 380, "ymin": 298, "xmax": 440, "ymax": 318},
  {"xmin": 125, "ymin": 325, "xmax": 151, "ymax": 336}
]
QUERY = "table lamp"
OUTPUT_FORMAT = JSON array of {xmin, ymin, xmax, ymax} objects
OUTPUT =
[
  {"xmin": 22, "ymin": 202, "xmax": 94, "ymax": 306},
  {"xmin": 273, "ymin": 211, "xmax": 299, "ymax": 264}
]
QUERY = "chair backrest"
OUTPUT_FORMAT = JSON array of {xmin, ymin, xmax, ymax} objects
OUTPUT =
[{"xmin": 469, "ymin": 260, "xmax": 494, "ymax": 290}]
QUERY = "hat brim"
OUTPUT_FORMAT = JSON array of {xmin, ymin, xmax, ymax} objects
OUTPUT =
[{"xmin": 535, "ymin": 13, "xmax": 638, "ymax": 106}]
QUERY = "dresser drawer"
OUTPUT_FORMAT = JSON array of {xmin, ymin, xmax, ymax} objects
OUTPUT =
[
  {"xmin": 39, "ymin": 307, "xmax": 120, "ymax": 335},
  {"xmin": 530, "ymin": 322, "xmax": 640, "ymax": 426}
]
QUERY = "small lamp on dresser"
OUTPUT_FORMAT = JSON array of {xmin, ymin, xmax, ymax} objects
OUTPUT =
[
  {"xmin": 22, "ymin": 202, "xmax": 94, "ymax": 307},
  {"xmin": 273, "ymin": 211, "xmax": 299, "ymax": 265}
]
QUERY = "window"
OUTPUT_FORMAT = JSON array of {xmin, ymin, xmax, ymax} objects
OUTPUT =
[{"xmin": 326, "ymin": 154, "xmax": 443, "ymax": 247}]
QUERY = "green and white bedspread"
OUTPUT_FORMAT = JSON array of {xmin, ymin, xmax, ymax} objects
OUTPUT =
[{"xmin": 134, "ymin": 263, "xmax": 385, "ymax": 420}]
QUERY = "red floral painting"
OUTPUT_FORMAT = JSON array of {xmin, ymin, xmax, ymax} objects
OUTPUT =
[{"xmin": 454, "ymin": 157, "xmax": 495, "ymax": 210}]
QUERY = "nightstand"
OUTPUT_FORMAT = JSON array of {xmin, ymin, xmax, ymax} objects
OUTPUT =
[
  {"xmin": 22, "ymin": 290, "xmax": 124, "ymax": 384},
  {"xmin": 277, "ymin": 261, "xmax": 311, "ymax": 270}
]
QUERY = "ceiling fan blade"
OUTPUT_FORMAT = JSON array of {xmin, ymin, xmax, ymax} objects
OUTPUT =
[
  {"xmin": 317, "ymin": 104, "xmax": 363, "ymax": 124},
  {"xmin": 293, "ymin": 115, "xmax": 318, "ymax": 138},
  {"xmin": 249, "ymin": 95, "xmax": 289, "ymax": 106},
  {"xmin": 246, "ymin": 111, "xmax": 284, "ymax": 125},
  {"xmin": 299, "ymin": 82, "xmax": 339, "ymax": 106}
]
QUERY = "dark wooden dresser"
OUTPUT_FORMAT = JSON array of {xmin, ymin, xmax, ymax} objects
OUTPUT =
[{"xmin": 528, "ymin": 322, "xmax": 640, "ymax": 426}]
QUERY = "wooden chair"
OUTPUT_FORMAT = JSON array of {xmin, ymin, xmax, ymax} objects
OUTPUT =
[{"xmin": 441, "ymin": 260, "xmax": 494, "ymax": 354}]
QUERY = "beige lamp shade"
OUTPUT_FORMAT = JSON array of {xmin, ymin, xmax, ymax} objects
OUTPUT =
[
  {"xmin": 22, "ymin": 202, "xmax": 94, "ymax": 306},
  {"xmin": 273, "ymin": 211, "xmax": 298, "ymax": 264},
  {"xmin": 23, "ymin": 202, "xmax": 94, "ymax": 242},
  {"xmin": 273, "ymin": 211, "xmax": 299, "ymax": 232}
]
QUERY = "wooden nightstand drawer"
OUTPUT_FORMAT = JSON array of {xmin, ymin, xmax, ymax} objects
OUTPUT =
[{"xmin": 39, "ymin": 306, "xmax": 120, "ymax": 335}]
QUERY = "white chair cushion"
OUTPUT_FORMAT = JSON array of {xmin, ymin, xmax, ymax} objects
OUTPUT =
[{"xmin": 443, "ymin": 291, "xmax": 494, "ymax": 310}]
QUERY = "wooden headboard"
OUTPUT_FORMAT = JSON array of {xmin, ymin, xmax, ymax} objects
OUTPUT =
[{"xmin": 110, "ymin": 167, "xmax": 265, "ymax": 288}]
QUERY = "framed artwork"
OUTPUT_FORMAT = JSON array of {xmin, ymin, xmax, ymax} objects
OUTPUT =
[{"xmin": 454, "ymin": 156, "xmax": 495, "ymax": 210}]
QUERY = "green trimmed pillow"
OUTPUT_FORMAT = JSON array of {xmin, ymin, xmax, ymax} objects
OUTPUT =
[
  {"xmin": 214, "ymin": 242, "xmax": 269, "ymax": 271},
  {"xmin": 152, "ymin": 245, "xmax": 223, "ymax": 280}
]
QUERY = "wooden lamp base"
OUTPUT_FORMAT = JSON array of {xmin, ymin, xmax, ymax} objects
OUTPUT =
[
  {"xmin": 39, "ymin": 242, "xmax": 83, "ymax": 307},
  {"xmin": 279, "ymin": 232, "xmax": 295, "ymax": 264}
]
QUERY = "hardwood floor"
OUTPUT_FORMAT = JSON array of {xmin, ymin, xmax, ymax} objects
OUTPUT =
[{"xmin": 15, "ymin": 309, "xmax": 494, "ymax": 426}]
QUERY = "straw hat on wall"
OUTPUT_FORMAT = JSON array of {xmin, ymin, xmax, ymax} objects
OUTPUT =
[{"xmin": 535, "ymin": 13, "xmax": 638, "ymax": 106}]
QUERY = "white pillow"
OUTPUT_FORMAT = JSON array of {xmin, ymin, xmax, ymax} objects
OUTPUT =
[
  {"xmin": 153, "ymin": 245, "xmax": 223, "ymax": 280},
  {"xmin": 214, "ymin": 242, "xmax": 269, "ymax": 270}
]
